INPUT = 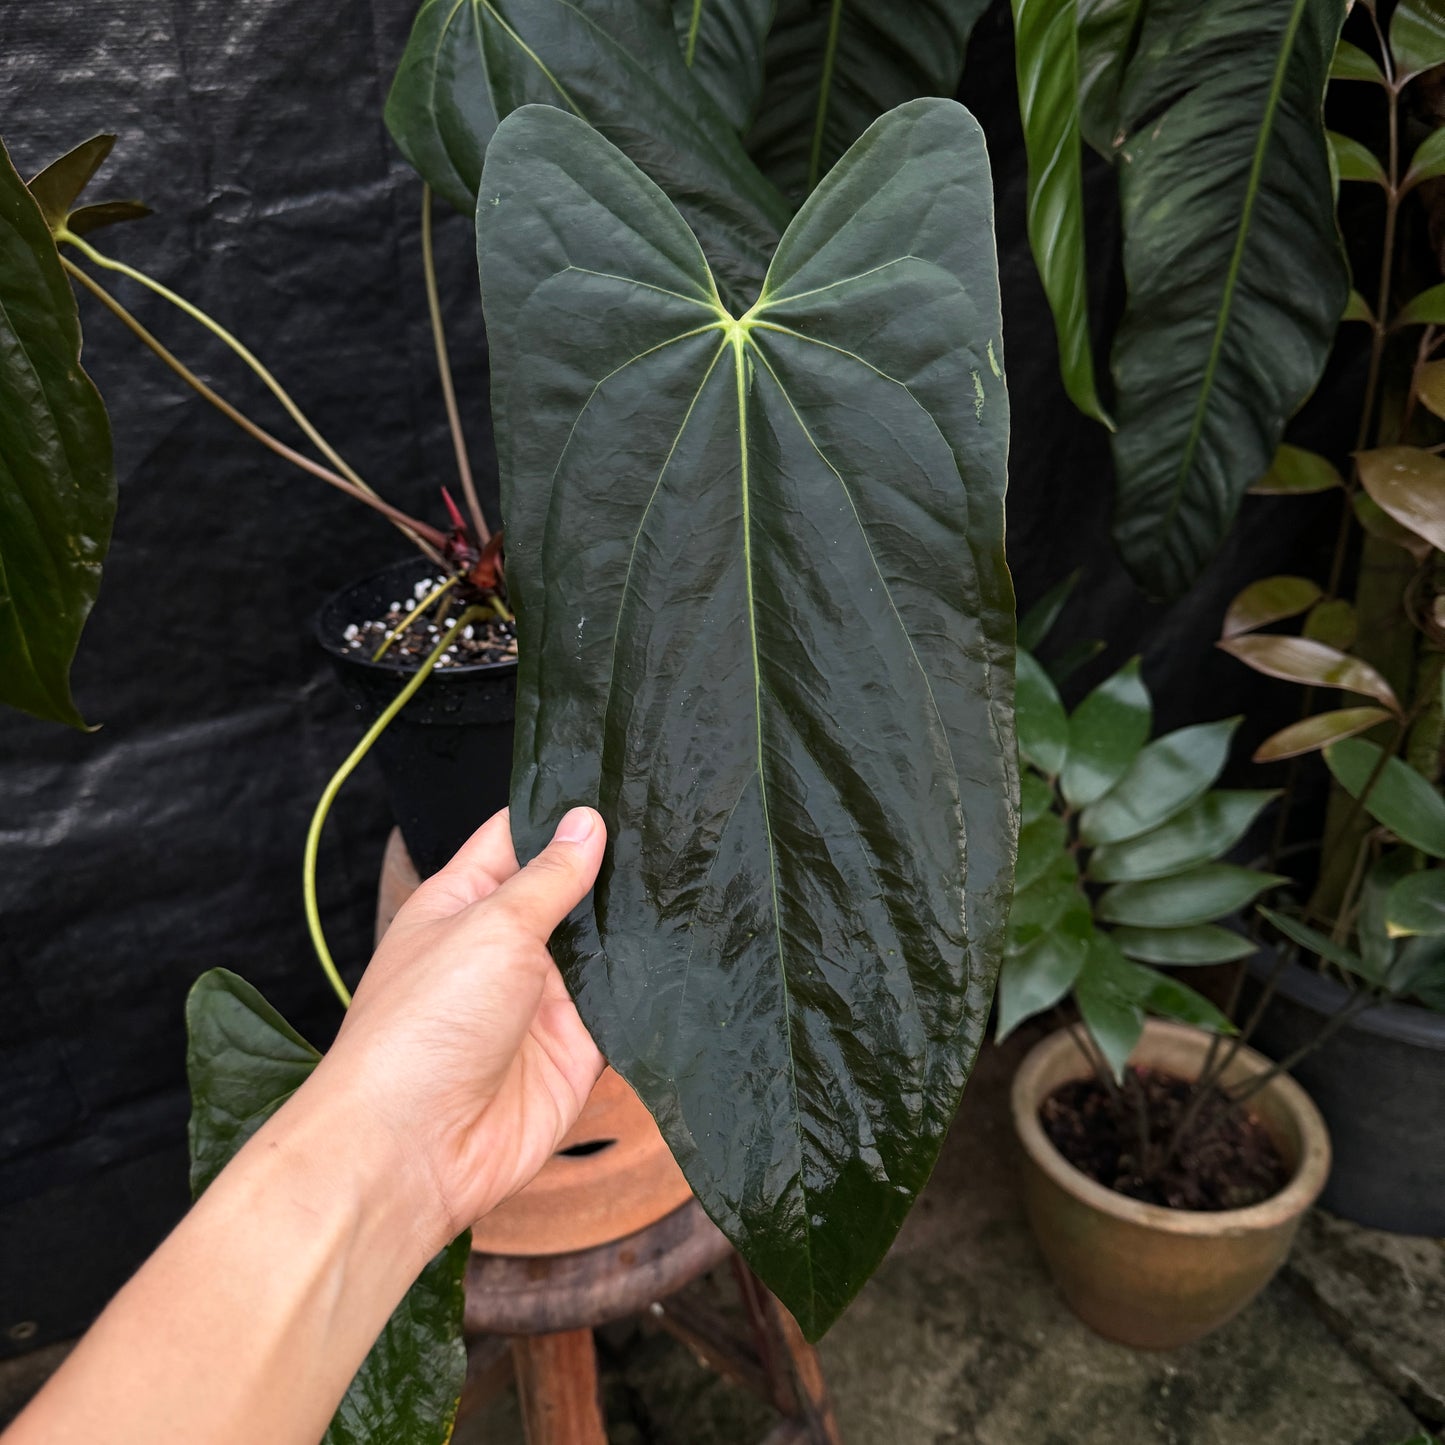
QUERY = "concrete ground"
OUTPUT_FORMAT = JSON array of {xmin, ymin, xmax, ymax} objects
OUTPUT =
[{"xmin": 3, "ymin": 1028, "xmax": 1440, "ymax": 1442}]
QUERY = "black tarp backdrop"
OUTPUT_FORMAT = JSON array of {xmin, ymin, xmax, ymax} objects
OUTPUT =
[{"xmin": 0, "ymin": 1, "xmax": 1355, "ymax": 1352}]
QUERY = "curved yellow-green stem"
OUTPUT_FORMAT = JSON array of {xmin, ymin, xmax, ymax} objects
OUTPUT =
[
  {"xmin": 305, "ymin": 607, "xmax": 483, "ymax": 1007},
  {"xmin": 373, "ymin": 574, "xmax": 461, "ymax": 661}
]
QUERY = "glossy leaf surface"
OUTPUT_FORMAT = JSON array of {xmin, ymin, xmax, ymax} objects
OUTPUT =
[
  {"xmin": 1329, "ymin": 129, "xmax": 1387, "ymax": 185},
  {"xmin": 1221, "ymin": 575, "xmax": 1321, "ymax": 637},
  {"xmin": 1076, "ymin": 0, "xmax": 1142, "ymax": 154},
  {"xmin": 1013, "ymin": 0, "xmax": 1111, "ymax": 425},
  {"xmin": 996, "ymin": 930, "xmax": 1089, "ymax": 1041},
  {"xmin": 1007, "ymin": 852, "xmax": 1090, "ymax": 955},
  {"xmin": 1253, "ymin": 705, "xmax": 1393, "ymax": 762},
  {"xmin": 479, "ymin": 101, "xmax": 1014, "ymax": 1338},
  {"xmin": 1352, "ymin": 491, "xmax": 1432, "ymax": 561},
  {"xmin": 1016, "ymin": 812, "xmax": 1069, "ymax": 892},
  {"xmin": 1390, "ymin": 0, "xmax": 1445, "ymax": 83},
  {"xmin": 1385, "ymin": 869, "xmax": 1445, "ymax": 937},
  {"xmin": 1248, "ymin": 444, "xmax": 1342, "ymax": 495},
  {"xmin": 1356, "ymin": 446, "xmax": 1445, "ymax": 554},
  {"xmin": 673, "ymin": 0, "xmax": 775, "ymax": 133},
  {"xmin": 1405, "ymin": 124, "xmax": 1445, "ymax": 189},
  {"xmin": 385, "ymin": 0, "xmax": 790, "ymax": 302},
  {"xmin": 747, "ymin": 0, "xmax": 990, "ymax": 204},
  {"xmin": 185, "ymin": 971, "xmax": 469, "ymax": 1445},
  {"xmin": 1414, "ymin": 359, "xmax": 1445, "ymax": 421},
  {"xmin": 1059, "ymin": 657, "xmax": 1150, "ymax": 808},
  {"xmin": 1111, "ymin": 923, "xmax": 1256, "ymax": 965},
  {"xmin": 1217, "ymin": 634, "xmax": 1400, "ymax": 712},
  {"xmin": 0, "ymin": 140, "xmax": 115, "ymax": 727},
  {"xmin": 1016, "ymin": 649, "xmax": 1069, "ymax": 777},
  {"xmin": 1329, "ymin": 38, "xmax": 1386, "ymax": 83},
  {"xmin": 1088, "ymin": 790, "xmax": 1276, "ymax": 883},
  {"xmin": 1108, "ymin": 0, "xmax": 1348, "ymax": 597},
  {"xmin": 1079, "ymin": 718, "xmax": 1238, "ymax": 845},
  {"xmin": 1326, "ymin": 738, "xmax": 1445, "ymax": 858},
  {"xmin": 1097, "ymin": 864, "xmax": 1284, "ymax": 927}
]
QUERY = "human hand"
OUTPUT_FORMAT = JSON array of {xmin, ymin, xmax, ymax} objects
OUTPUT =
[{"xmin": 306, "ymin": 806, "xmax": 607, "ymax": 1247}]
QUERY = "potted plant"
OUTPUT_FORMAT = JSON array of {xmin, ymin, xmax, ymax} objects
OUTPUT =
[{"xmin": 1215, "ymin": 0, "xmax": 1445, "ymax": 1235}]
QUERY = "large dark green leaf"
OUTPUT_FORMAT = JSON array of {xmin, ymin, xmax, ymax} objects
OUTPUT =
[
  {"xmin": 1325, "ymin": 738, "xmax": 1445, "ymax": 858},
  {"xmin": 673, "ymin": 0, "xmax": 776, "ymax": 133},
  {"xmin": 1108, "ymin": 0, "xmax": 1349, "ymax": 597},
  {"xmin": 1390, "ymin": 0, "xmax": 1445, "ymax": 84},
  {"xmin": 479, "ymin": 100, "xmax": 1014, "ymax": 1338},
  {"xmin": 186, "ymin": 970, "xmax": 469, "ymax": 1445},
  {"xmin": 1087, "ymin": 789, "xmax": 1277, "ymax": 882},
  {"xmin": 746, "ymin": 0, "xmax": 991, "ymax": 205},
  {"xmin": 1059, "ymin": 656, "xmax": 1150, "ymax": 807},
  {"xmin": 1013, "ymin": 0, "xmax": 1112, "ymax": 425},
  {"xmin": 0, "ymin": 140, "xmax": 115, "ymax": 728},
  {"xmin": 1076, "ymin": 0, "xmax": 1143, "ymax": 154},
  {"xmin": 384, "ymin": 0, "xmax": 790, "ymax": 303}
]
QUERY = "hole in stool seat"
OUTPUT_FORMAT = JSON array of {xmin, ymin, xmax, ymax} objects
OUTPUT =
[{"xmin": 556, "ymin": 1137, "xmax": 617, "ymax": 1158}]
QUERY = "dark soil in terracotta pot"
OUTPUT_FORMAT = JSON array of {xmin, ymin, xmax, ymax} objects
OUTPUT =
[{"xmin": 1040, "ymin": 1067, "xmax": 1290, "ymax": 1211}]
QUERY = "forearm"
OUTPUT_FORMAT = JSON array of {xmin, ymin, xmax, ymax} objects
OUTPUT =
[{"xmin": 5, "ymin": 1064, "xmax": 447, "ymax": 1445}]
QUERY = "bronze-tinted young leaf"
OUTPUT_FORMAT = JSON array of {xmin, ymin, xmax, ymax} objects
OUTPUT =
[
  {"xmin": 1415, "ymin": 359, "xmax": 1445, "ymax": 421},
  {"xmin": 1329, "ymin": 37, "xmax": 1386, "ymax": 84},
  {"xmin": 1077, "ymin": 0, "xmax": 1143, "ymax": 154},
  {"xmin": 1326, "ymin": 737, "xmax": 1445, "ymax": 858},
  {"xmin": 996, "ymin": 928, "xmax": 1091, "ymax": 1041},
  {"xmin": 1357, "ymin": 446, "xmax": 1445, "ymax": 554},
  {"xmin": 385, "ymin": 0, "xmax": 790, "ymax": 303},
  {"xmin": 1247, "ymin": 444, "xmax": 1343, "ymax": 496},
  {"xmin": 1217, "ymin": 634, "xmax": 1401, "ymax": 712},
  {"xmin": 1352, "ymin": 490, "xmax": 1433, "ymax": 561},
  {"xmin": 1060, "ymin": 656, "xmax": 1150, "ymax": 807},
  {"xmin": 747, "ymin": 0, "xmax": 991, "ymax": 205},
  {"xmin": 673, "ymin": 0, "xmax": 775, "ymax": 133},
  {"xmin": 1390, "ymin": 0, "xmax": 1445, "ymax": 84},
  {"xmin": 1013, "ymin": 0, "xmax": 1112, "ymax": 426},
  {"xmin": 1108, "ymin": 0, "xmax": 1349, "ymax": 597},
  {"xmin": 1087, "ymin": 789, "xmax": 1277, "ymax": 883},
  {"xmin": 1329, "ymin": 128, "xmax": 1387, "ymax": 185},
  {"xmin": 1303, "ymin": 597, "xmax": 1356, "ymax": 650},
  {"xmin": 1221, "ymin": 574, "xmax": 1322, "ymax": 638},
  {"xmin": 1253, "ymin": 705, "xmax": 1392, "ymax": 761},
  {"xmin": 185, "ymin": 970, "xmax": 470, "ymax": 1445},
  {"xmin": 0, "ymin": 139, "xmax": 115, "ymax": 727},
  {"xmin": 479, "ymin": 100, "xmax": 1014, "ymax": 1339}
]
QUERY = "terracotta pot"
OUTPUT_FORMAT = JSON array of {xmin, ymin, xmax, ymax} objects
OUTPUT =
[{"xmin": 1011, "ymin": 1020, "xmax": 1331, "ymax": 1350}]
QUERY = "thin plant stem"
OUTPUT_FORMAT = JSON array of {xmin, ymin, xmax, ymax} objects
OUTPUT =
[
  {"xmin": 1064, "ymin": 1017, "xmax": 1119, "ymax": 1101},
  {"xmin": 304, "ymin": 606, "xmax": 485, "ymax": 1008},
  {"xmin": 62, "ymin": 258, "xmax": 448, "ymax": 560},
  {"xmin": 421, "ymin": 186, "xmax": 489, "ymax": 545},
  {"xmin": 1225, "ymin": 991, "xmax": 1378, "ymax": 1110},
  {"xmin": 372, "ymin": 574, "xmax": 461, "ymax": 661}
]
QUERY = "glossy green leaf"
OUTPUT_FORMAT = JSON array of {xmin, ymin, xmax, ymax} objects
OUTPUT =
[
  {"xmin": 1356, "ymin": 446, "xmax": 1445, "ymax": 554},
  {"xmin": 1352, "ymin": 490, "xmax": 1433, "ymax": 561},
  {"xmin": 385, "ymin": 0, "xmax": 790, "ymax": 303},
  {"xmin": 1259, "ymin": 905, "xmax": 1375, "ymax": 982},
  {"xmin": 747, "ymin": 0, "xmax": 991, "ymax": 205},
  {"xmin": 480, "ymin": 100, "xmax": 1014, "ymax": 1339},
  {"xmin": 1217, "ymin": 634, "xmax": 1401, "ymax": 713},
  {"xmin": 1017, "ymin": 811, "xmax": 1069, "ymax": 892},
  {"xmin": 1247, "ymin": 444, "xmax": 1343, "ymax": 495},
  {"xmin": 1098, "ymin": 864, "xmax": 1285, "ymax": 927},
  {"xmin": 1221, "ymin": 574, "xmax": 1321, "ymax": 638},
  {"xmin": 1342, "ymin": 289, "xmax": 1375, "ymax": 325},
  {"xmin": 1385, "ymin": 868, "xmax": 1445, "ymax": 937},
  {"xmin": 1020, "ymin": 770, "xmax": 1054, "ymax": 824},
  {"xmin": 1060, "ymin": 657, "xmax": 1150, "ymax": 808},
  {"xmin": 0, "ymin": 140, "xmax": 115, "ymax": 728},
  {"xmin": 1017, "ymin": 649, "xmax": 1070, "ymax": 777},
  {"xmin": 1013, "ymin": 0, "xmax": 1112, "ymax": 426},
  {"xmin": 1108, "ymin": 0, "xmax": 1349, "ymax": 597},
  {"xmin": 1326, "ymin": 738, "xmax": 1445, "ymax": 858},
  {"xmin": 1079, "ymin": 718, "xmax": 1239, "ymax": 845},
  {"xmin": 1253, "ymin": 705, "xmax": 1393, "ymax": 762},
  {"xmin": 1111, "ymin": 923, "xmax": 1257, "ymax": 965},
  {"xmin": 1359, "ymin": 852, "xmax": 1413, "ymax": 977},
  {"xmin": 1076, "ymin": 0, "xmax": 1143, "ymax": 155},
  {"xmin": 1329, "ymin": 37, "xmax": 1386, "ymax": 83},
  {"xmin": 995, "ymin": 928, "xmax": 1090, "ymax": 1041},
  {"xmin": 1390, "ymin": 934, "xmax": 1445, "ymax": 1002},
  {"xmin": 1396, "ymin": 282, "xmax": 1445, "ymax": 326},
  {"xmin": 1390, "ymin": 0, "xmax": 1445, "ymax": 83},
  {"xmin": 1405, "ymin": 124, "xmax": 1445, "ymax": 191},
  {"xmin": 1088, "ymin": 789, "xmax": 1277, "ymax": 883},
  {"xmin": 1414, "ymin": 358, "xmax": 1445, "ymax": 422},
  {"xmin": 1017, "ymin": 569, "xmax": 1080, "ymax": 652},
  {"xmin": 673, "ymin": 0, "xmax": 775, "ymax": 133},
  {"xmin": 186, "ymin": 970, "xmax": 469, "ymax": 1445},
  {"xmin": 1006, "ymin": 852, "xmax": 1089, "ymax": 957},
  {"xmin": 1302, "ymin": 597, "xmax": 1356, "ymax": 650},
  {"xmin": 1329, "ymin": 129, "xmax": 1387, "ymax": 185}
]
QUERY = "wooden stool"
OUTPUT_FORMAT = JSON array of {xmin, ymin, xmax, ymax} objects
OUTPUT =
[{"xmin": 376, "ymin": 830, "xmax": 842, "ymax": 1444}]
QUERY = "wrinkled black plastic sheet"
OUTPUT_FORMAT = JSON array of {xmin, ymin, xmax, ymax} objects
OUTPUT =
[{"xmin": 0, "ymin": 0, "xmax": 1352, "ymax": 1353}]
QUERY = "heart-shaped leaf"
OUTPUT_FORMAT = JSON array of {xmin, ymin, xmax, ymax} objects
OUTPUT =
[
  {"xmin": 1108, "ymin": 0, "xmax": 1348, "ymax": 596},
  {"xmin": 25, "ymin": 134, "xmax": 151, "ymax": 242},
  {"xmin": 1326, "ymin": 737, "xmax": 1445, "ymax": 858},
  {"xmin": 1217, "ymin": 634, "xmax": 1401, "ymax": 713},
  {"xmin": 1356, "ymin": 446, "xmax": 1445, "ymax": 554},
  {"xmin": 1247, "ymin": 444, "xmax": 1343, "ymax": 496},
  {"xmin": 673, "ymin": 0, "xmax": 774, "ymax": 133},
  {"xmin": 1087, "ymin": 789, "xmax": 1277, "ymax": 883},
  {"xmin": 1111, "ymin": 923, "xmax": 1257, "ymax": 965},
  {"xmin": 1221, "ymin": 575, "xmax": 1322, "ymax": 638},
  {"xmin": 995, "ymin": 928, "xmax": 1091, "ymax": 1041},
  {"xmin": 1060, "ymin": 657, "xmax": 1150, "ymax": 808},
  {"xmin": 0, "ymin": 139, "xmax": 116, "ymax": 727},
  {"xmin": 1253, "ymin": 705, "xmax": 1393, "ymax": 762},
  {"xmin": 186, "ymin": 970, "xmax": 469, "ymax": 1445},
  {"xmin": 479, "ymin": 100, "xmax": 1014, "ymax": 1339},
  {"xmin": 1097, "ymin": 865, "xmax": 1285, "ymax": 927}
]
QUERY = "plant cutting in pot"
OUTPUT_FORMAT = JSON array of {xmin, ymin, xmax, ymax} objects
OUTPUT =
[
  {"xmin": 1000, "ymin": 607, "xmax": 1335, "ymax": 1349},
  {"xmin": 1216, "ymin": 0, "xmax": 1445, "ymax": 1234}
]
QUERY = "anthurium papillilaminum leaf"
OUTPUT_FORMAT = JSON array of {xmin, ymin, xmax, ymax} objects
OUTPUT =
[
  {"xmin": 746, "ymin": 0, "xmax": 992, "ymax": 205},
  {"xmin": 673, "ymin": 0, "xmax": 775, "ymax": 134},
  {"xmin": 385, "ymin": 0, "xmax": 789, "ymax": 304},
  {"xmin": 0, "ymin": 139, "xmax": 115, "ymax": 728},
  {"xmin": 478, "ymin": 99, "xmax": 1013, "ymax": 1339},
  {"xmin": 1108, "ymin": 0, "xmax": 1349, "ymax": 598},
  {"xmin": 1076, "ymin": 0, "xmax": 1143, "ymax": 155},
  {"xmin": 185, "ymin": 970, "xmax": 469, "ymax": 1445}
]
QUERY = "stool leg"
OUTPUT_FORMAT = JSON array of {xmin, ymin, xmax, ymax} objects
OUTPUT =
[{"xmin": 510, "ymin": 1330, "xmax": 607, "ymax": 1445}]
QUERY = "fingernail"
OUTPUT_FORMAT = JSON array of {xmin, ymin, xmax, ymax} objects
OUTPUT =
[{"xmin": 555, "ymin": 807, "xmax": 596, "ymax": 844}]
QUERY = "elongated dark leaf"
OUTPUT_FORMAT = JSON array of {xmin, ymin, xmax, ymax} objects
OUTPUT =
[
  {"xmin": 1077, "ymin": 0, "xmax": 1143, "ymax": 154},
  {"xmin": 186, "ymin": 970, "xmax": 469, "ymax": 1445},
  {"xmin": 385, "ymin": 0, "xmax": 790, "ymax": 303},
  {"xmin": 1259, "ymin": 905, "xmax": 1374, "ymax": 981},
  {"xmin": 747, "ymin": 0, "xmax": 991, "ymax": 205},
  {"xmin": 1253, "ymin": 705, "xmax": 1392, "ymax": 762},
  {"xmin": 1017, "ymin": 569, "xmax": 1080, "ymax": 652},
  {"xmin": 1247, "ymin": 443, "xmax": 1343, "ymax": 495},
  {"xmin": 1088, "ymin": 789, "xmax": 1277, "ymax": 883},
  {"xmin": 673, "ymin": 0, "xmax": 776, "ymax": 133},
  {"xmin": 1108, "ymin": 0, "xmax": 1349, "ymax": 597},
  {"xmin": 1329, "ymin": 38, "xmax": 1386, "ymax": 84},
  {"xmin": 996, "ymin": 928, "xmax": 1091, "ymax": 1040},
  {"xmin": 1391, "ymin": 0, "xmax": 1445, "ymax": 83},
  {"xmin": 479, "ymin": 100, "xmax": 1014, "ymax": 1339},
  {"xmin": 1016, "ymin": 649, "xmax": 1069, "ymax": 777},
  {"xmin": 1326, "ymin": 738, "xmax": 1445, "ymax": 858},
  {"xmin": 1218, "ymin": 634, "xmax": 1401, "ymax": 712},
  {"xmin": 0, "ymin": 140, "xmax": 115, "ymax": 727},
  {"xmin": 1111, "ymin": 923, "xmax": 1257, "ymax": 965},
  {"xmin": 26, "ymin": 134, "xmax": 117, "ymax": 232},
  {"xmin": 1098, "ymin": 864, "xmax": 1285, "ymax": 926},
  {"xmin": 1079, "ymin": 717, "xmax": 1239, "ymax": 845},
  {"xmin": 1059, "ymin": 656, "xmax": 1150, "ymax": 808},
  {"xmin": 1013, "ymin": 0, "xmax": 1111, "ymax": 426}
]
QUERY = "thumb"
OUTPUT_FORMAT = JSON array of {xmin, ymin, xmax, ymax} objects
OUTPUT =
[{"xmin": 489, "ymin": 806, "xmax": 606, "ymax": 943}]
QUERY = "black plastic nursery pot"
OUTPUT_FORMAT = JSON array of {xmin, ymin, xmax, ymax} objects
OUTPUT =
[
  {"xmin": 1248, "ymin": 951, "xmax": 1445, "ymax": 1236},
  {"xmin": 316, "ymin": 559, "xmax": 517, "ymax": 878}
]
